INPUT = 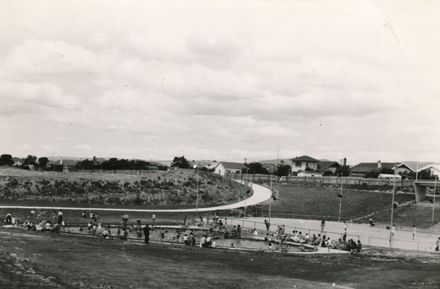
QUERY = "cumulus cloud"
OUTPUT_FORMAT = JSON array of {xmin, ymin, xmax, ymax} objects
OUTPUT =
[{"xmin": 0, "ymin": 0, "xmax": 439, "ymax": 163}]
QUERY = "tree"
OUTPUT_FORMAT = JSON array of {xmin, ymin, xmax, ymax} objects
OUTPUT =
[
  {"xmin": 247, "ymin": 162, "xmax": 269, "ymax": 174},
  {"xmin": 275, "ymin": 164, "xmax": 291, "ymax": 177},
  {"xmin": 0, "ymin": 154, "xmax": 14, "ymax": 166},
  {"xmin": 38, "ymin": 157, "xmax": 49, "ymax": 168},
  {"xmin": 23, "ymin": 155, "xmax": 37, "ymax": 166},
  {"xmin": 335, "ymin": 165, "xmax": 350, "ymax": 177},
  {"xmin": 171, "ymin": 156, "xmax": 190, "ymax": 169}
]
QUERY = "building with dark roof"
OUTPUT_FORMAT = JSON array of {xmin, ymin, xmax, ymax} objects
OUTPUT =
[
  {"xmin": 214, "ymin": 161, "xmax": 247, "ymax": 176},
  {"xmin": 317, "ymin": 160, "xmax": 340, "ymax": 174},
  {"xmin": 350, "ymin": 161, "xmax": 395, "ymax": 177}
]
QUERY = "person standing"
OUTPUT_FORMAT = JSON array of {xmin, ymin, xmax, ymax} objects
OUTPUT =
[
  {"xmin": 143, "ymin": 224, "xmax": 150, "ymax": 244},
  {"xmin": 264, "ymin": 218, "xmax": 270, "ymax": 231},
  {"xmin": 321, "ymin": 218, "xmax": 326, "ymax": 233},
  {"xmin": 237, "ymin": 225, "xmax": 242, "ymax": 239},
  {"xmin": 136, "ymin": 217, "xmax": 142, "ymax": 230},
  {"xmin": 152, "ymin": 214, "xmax": 156, "ymax": 225},
  {"xmin": 412, "ymin": 225, "xmax": 416, "ymax": 240}
]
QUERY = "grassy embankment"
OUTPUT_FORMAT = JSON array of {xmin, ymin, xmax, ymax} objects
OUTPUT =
[
  {"xmin": 0, "ymin": 167, "xmax": 248, "ymax": 207},
  {"xmin": 0, "ymin": 167, "xmax": 249, "ymax": 225},
  {"xmin": 1, "ymin": 228, "xmax": 440, "ymax": 289},
  {"xmin": 269, "ymin": 184, "xmax": 414, "ymax": 221}
]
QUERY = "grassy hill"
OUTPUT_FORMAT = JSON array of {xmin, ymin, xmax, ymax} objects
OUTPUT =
[
  {"xmin": 270, "ymin": 184, "xmax": 414, "ymax": 220},
  {"xmin": 0, "ymin": 167, "xmax": 248, "ymax": 207}
]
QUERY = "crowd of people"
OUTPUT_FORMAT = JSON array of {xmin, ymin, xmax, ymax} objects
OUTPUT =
[{"xmin": 3, "ymin": 210, "xmax": 370, "ymax": 254}]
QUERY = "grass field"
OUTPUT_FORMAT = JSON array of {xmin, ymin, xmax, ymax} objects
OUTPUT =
[
  {"xmin": 2, "ymin": 228, "xmax": 440, "ymax": 289},
  {"xmin": 270, "ymin": 184, "xmax": 414, "ymax": 220},
  {"xmin": 372, "ymin": 200, "xmax": 440, "ymax": 228}
]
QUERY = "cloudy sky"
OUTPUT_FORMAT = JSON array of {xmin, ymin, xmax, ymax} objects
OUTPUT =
[{"xmin": 1, "ymin": 0, "xmax": 439, "ymax": 164}]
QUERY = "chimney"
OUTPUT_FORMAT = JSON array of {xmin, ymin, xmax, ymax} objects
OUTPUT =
[
  {"xmin": 377, "ymin": 160, "xmax": 382, "ymax": 169},
  {"xmin": 343, "ymin": 158, "xmax": 347, "ymax": 166}
]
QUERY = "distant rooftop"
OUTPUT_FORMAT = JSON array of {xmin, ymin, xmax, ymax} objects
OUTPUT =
[{"xmin": 291, "ymin": 155, "xmax": 319, "ymax": 162}]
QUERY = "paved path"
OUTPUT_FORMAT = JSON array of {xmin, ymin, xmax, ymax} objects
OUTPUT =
[
  {"xmin": 0, "ymin": 180, "xmax": 272, "ymax": 213},
  {"xmin": 230, "ymin": 217, "xmax": 440, "ymax": 252}
]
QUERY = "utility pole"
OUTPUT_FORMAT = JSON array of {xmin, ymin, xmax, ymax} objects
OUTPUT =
[
  {"xmin": 195, "ymin": 166, "xmax": 199, "ymax": 218},
  {"xmin": 338, "ymin": 177, "xmax": 343, "ymax": 222},
  {"xmin": 269, "ymin": 164, "xmax": 274, "ymax": 223},
  {"xmin": 389, "ymin": 163, "xmax": 397, "ymax": 248},
  {"xmin": 432, "ymin": 176, "xmax": 438, "ymax": 225}
]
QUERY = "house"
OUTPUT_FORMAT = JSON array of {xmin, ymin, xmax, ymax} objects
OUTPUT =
[
  {"xmin": 416, "ymin": 164, "xmax": 440, "ymax": 178},
  {"xmin": 49, "ymin": 159, "xmax": 78, "ymax": 172},
  {"xmin": 350, "ymin": 161, "xmax": 395, "ymax": 177},
  {"xmin": 291, "ymin": 155, "xmax": 319, "ymax": 173},
  {"xmin": 393, "ymin": 161, "xmax": 435, "ymax": 175},
  {"xmin": 317, "ymin": 160, "xmax": 340, "ymax": 174},
  {"xmin": 214, "ymin": 162, "xmax": 247, "ymax": 176}
]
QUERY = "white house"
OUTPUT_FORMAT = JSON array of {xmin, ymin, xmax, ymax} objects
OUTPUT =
[
  {"xmin": 417, "ymin": 164, "xmax": 440, "ymax": 178},
  {"xmin": 291, "ymin": 155, "xmax": 319, "ymax": 173},
  {"xmin": 214, "ymin": 162, "xmax": 247, "ymax": 176}
]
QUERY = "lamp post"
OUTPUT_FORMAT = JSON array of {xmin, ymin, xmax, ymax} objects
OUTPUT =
[
  {"xmin": 432, "ymin": 176, "xmax": 438, "ymax": 225},
  {"xmin": 243, "ymin": 167, "xmax": 249, "ymax": 217},
  {"xmin": 338, "ymin": 175, "xmax": 343, "ymax": 222},
  {"xmin": 389, "ymin": 163, "xmax": 397, "ymax": 248},
  {"xmin": 269, "ymin": 164, "xmax": 274, "ymax": 223},
  {"xmin": 195, "ymin": 166, "xmax": 199, "ymax": 218}
]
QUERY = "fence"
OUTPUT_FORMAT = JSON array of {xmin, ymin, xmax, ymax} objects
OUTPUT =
[
  {"xmin": 225, "ymin": 217, "xmax": 438, "ymax": 252},
  {"xmin": 367, "ymin": 236, "xmax": 436, "ymax": 252},
  {"xmin": 233, "ymin": 174, "xmax": 414, "ymax": 188},
  {"xmin": 225, "ymin": 217, "xmax": 360, "ymax": 241}
]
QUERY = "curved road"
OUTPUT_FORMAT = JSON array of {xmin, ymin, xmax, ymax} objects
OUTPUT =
[{"xmin": 0, "ymin": 180, "xmax": 272, "ymax": 213}]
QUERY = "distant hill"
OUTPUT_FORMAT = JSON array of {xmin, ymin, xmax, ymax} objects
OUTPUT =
[{"xmin": 258, "ymin": 158, "xmax": 292, "ymax": 165}]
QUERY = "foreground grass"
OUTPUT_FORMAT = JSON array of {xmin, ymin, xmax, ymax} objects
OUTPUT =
[
  {"xmin": 271, "ymin": 184, "xmax": 414, "ymax": 220},
  {"xmin": 2, "ymin": 229, "xmax": 440, "ymax": 289}
]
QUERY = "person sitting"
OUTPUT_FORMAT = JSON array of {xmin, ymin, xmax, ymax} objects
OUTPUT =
[
  {"xmin": 304, "ymin": 233, "xmax": 310, "ymax": 243},
  {"xmin": 183, "ymin": 233, "xmax": 189, "ymax": 245},
  {"xmin": 205, "ymin": 236, "xmax": 213, "ymax": 248},
  {"xmin": 268, "ymin": 242, "xmax": 275, "ymax": 250},
  {"xmin": 102, "ymin": 228, "xmax": 110, "ymax": 239},
  {"xmin": 200, "ymin": 235, "xmax": 207, "ymax": 247}
]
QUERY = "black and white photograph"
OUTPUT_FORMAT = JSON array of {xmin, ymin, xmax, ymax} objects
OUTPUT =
[{"xmin": 1, "ymin": 0, "xmax": 440, "ymax": 288}]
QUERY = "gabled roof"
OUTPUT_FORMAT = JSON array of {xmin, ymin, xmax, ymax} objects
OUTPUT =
[
  {"xmin": 291, "ymin": 155, "xmax": 319, "ymax": 162},
  {"xmin": 395, "ymin": 161, "xmax": 436, "ymax": 172},
  {"xmin": 216, "ymin": 161, "xmax": 247, "ymax": 170},
  {"xmin": 350, "ymin": 162, "xmax": 395, "ymax": 173},
  {"xmin": 318, "ymin": 161, "xmax": 340, "ymax": 171},
  {"xmin": 417, "ymin": 163, "xmax": 440, "ymax": 173}
]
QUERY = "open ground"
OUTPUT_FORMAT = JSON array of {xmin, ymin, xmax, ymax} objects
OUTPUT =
[{"xmin": 2, "ymin": 228, "xmax": 440, "ymax": 289}]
